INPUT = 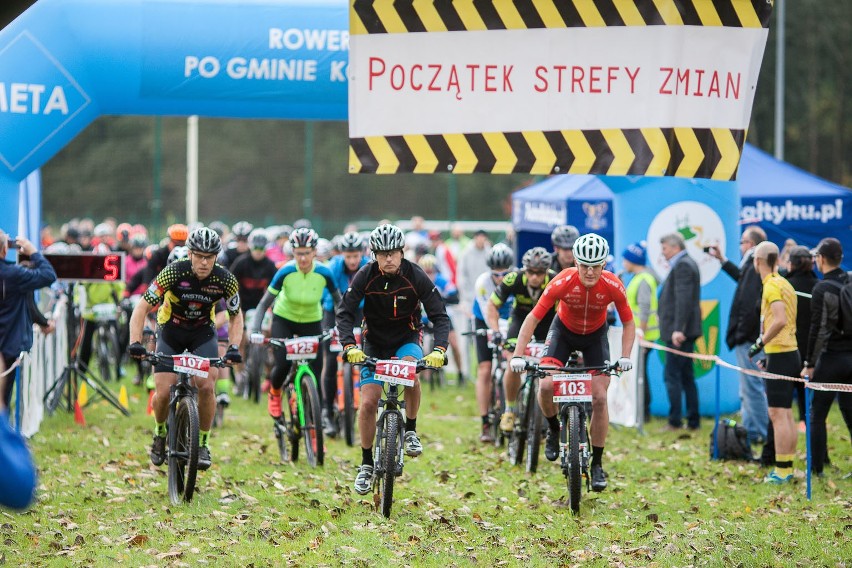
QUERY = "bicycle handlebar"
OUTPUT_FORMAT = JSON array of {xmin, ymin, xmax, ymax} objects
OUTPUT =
[
  {"xmin": 360, "ymin": 356, "xmax": 442, "ymax": 374},
  {"xmin": 142, "ymin": 352, "xmax": 228, "ymax": 368},
  {"xmin": 258, "ymin": 329, "xmax": 335, "ymax": 348},
  {"xmin": 525, "ymin": 361, "xmax": 621, "ymax": 375}
]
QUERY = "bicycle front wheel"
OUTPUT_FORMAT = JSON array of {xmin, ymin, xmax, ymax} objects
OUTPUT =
[
  {"xmin": 97, "ymin": 330, "xmax": 113, "ymax": 383},
  {"xmin": 300, "ymin": 374, "xmax": 324, "ymax": 467},
  {"xmin": 168, "ymin": 396, "xmax": 199, "ymax": 504},
  {"xmin": 342, "ymin": 363, "xmax": 356, "ymax": 447},
  {"xmin": 508, "ymin": 386, "xmax": 528, "ymax": 466},
  {"xmin": 246, "ymin": 344, "xmax": 264, "ymax": 403},
  {"xmin": 525, "ymin": 387, "xmax": 543, "ymax": 474},
  {"xmin": 379, "ymin": 412, "xmax": 399, "ymax": 518},
  {"xmin": 490, "ymin": 373, "xmax": 506, "ymax": 447},
  {"xmin": 566, "ymin": 405, "xmax": 582, "ymax": 514}
]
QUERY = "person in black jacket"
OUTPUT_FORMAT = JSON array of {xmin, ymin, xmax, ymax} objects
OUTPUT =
[
  {"xmin": 658, "ymin": 233, "xmax": 703, "ymax": 431},
  {"xmin": 707, "ymin": 225, "xmax": 768, "ymax": 444},
  {"xmin": 799, "ymin": 238, "xmax": 852, "ymax": 477},
  {"xmin": 784, "ymin": 247, "xmax": 818, "ymax": 426},
  {"xmin": 337, "ymin": 224, "xmax": 450, "ymax": 495}
]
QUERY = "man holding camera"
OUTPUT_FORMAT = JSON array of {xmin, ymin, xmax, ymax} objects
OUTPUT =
[{"xmin": 0, "ymin": 231, "xmax": 57, "ymax": 408}]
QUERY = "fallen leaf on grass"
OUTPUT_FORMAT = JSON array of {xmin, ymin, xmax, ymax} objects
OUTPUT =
[
  {"xmin": 126, "ymin": 534, "xmax": 149, "ymax": 547},
  {"xmin": 646, "ymin": 513, "xmax": 659, "ymax": 523}
]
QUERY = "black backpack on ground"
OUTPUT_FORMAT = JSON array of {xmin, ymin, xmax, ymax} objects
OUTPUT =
[{"xmin": 710, "ymin": 419, "xmax": 753, "ymax": 461}]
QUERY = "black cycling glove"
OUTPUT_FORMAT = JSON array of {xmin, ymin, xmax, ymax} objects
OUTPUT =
[
  {"xmin": 128, "ymin": 342, "xmax": 146, "ymax": 359},
  {"xmin": 224, "ymin": 344, "xmax": 242, "ymax": 364}
]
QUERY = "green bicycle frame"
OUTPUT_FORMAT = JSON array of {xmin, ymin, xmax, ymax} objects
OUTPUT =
[{"xmin": 292, "ymin": 361, "xmax": 319, "ymax": 427}]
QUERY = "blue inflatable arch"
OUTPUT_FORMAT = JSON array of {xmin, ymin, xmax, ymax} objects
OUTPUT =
[{"xmin": 0, "ymin": 0, "xmax": 349, "ymax": 236}]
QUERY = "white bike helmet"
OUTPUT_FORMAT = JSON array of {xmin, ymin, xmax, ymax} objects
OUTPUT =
[
  {"xmin": 487, "ymin": 243, "xmax": 514, "ymax": 270},
  {"xmin": 521, "ymin": 247, "xmax": 552, "ymax": 270},
  {"xmin": 369, "ymin": 224, "xmax": 405, "ymax": 252},
  {"xmin": 187, "ymin": 227, "xmax": 222, "ymax": 254},
  {"xmin": 572, "ymin": 233, "xmax": 609, "ymax": 265}
]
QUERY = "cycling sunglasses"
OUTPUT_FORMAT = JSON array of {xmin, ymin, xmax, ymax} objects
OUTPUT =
[{"xmin": 491, "ymin": 269, "xmax": 510, "ymax": 277}]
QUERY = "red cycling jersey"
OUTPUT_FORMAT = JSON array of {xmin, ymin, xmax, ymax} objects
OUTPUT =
[{"xmin": 531, "ymin": 268, "xmax": 633, "ymax": 334}]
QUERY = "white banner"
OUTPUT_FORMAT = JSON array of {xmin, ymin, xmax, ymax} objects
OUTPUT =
[
  {"xmin": 607, "ymin": 326, "xmax": 638, "ymax": 428},
  {"xmin": 349, "ymin": 26, "xmax": 768, "ymax": 137}
]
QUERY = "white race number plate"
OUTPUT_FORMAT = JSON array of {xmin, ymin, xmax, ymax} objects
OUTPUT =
[
  {"xmin": 285, "ymin": 336, "xmax": 320, "ymax": 360},
  {"xmin": 172, "ymin": 354, "xmax": 211, "ymax": 378},
  {"xmin": 374, "ymin": 359, "xmax": 416, "ymax": 387},
  {"xmin": 552, "ymin": 373, "xmax": 592, "ymax": 403}
]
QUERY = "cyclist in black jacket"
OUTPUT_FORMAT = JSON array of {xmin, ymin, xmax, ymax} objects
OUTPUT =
[{"xmin": 337, "ymin": 224, "xmax": 450, "ymax": 495}]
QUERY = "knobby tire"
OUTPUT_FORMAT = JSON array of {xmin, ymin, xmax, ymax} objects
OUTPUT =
[
  {"xmin": 525, "ymin": 385, "xmax": 543, "ymax": 474},
  {"xmin": 508, "ymin": 384, "xmax": 529, "ymax": 467},
  {"xmin": 97, "ymin": 331, "xmax": 112, "ymax": 383},
  {"xmin": 490, "ymin": 373, "xmax": 505, "ymax": 447},
  {"xmin": 169, "ymin": 396, "xmax": 199, "ymax": 504},
  {"xmin": 342, "ymin": 363, "xmax": 356, "ymax": 447},
  {"xmin": 300, "ymin": 374, "xmax": 324, "ymax": 467},
  {"xmin": 566, "ymin": 405, "xmax": 582, "ymax": 514},
  {"xmin": 380, "ymin": 412, "xmax": 399, "ymax": 518}
]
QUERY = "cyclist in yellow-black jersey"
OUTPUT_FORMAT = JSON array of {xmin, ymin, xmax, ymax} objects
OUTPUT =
[{"xmin": 128, "ymin": 227, "xmax": 244, "ymax": 471}]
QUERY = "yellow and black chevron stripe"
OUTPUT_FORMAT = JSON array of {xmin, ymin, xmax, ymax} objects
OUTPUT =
[
  {"xmin": 349, "ymin": 128, "xmax": 747, "ymax": 180},
  {"xmin": 351, "ymin": 0, "xmax": 773, "ymax": 34}
]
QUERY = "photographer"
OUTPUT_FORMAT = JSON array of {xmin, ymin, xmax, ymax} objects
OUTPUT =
[{"xmin": 0, "ymin": 231, "xmax": 57, "ymax": 408}]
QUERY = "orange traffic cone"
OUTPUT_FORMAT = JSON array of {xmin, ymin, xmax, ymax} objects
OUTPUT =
[
  {"xmin": 74, "ymin": 400, "xmax": 86, "ymax": 426},
  {"xmin": 146, "ymin": 390, "xmax": 154, "ymax": 415}
]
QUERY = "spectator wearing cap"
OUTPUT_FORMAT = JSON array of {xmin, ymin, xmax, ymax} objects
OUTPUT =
[
  {"xmin": 0, "ymin": 230, "xmax": 57, "ymax": 408},
  {"xmin": 622, "ymin": 241, "xmax": 658, "ymax": 422},
  {"xmin": 707, "ymin": 225, "xmax": 769, "ymax": 446},
  {"xmin": 784, "ymin": 246, "xmax": 818, "ymax": 432},
  {"xmin": 800, "ymin": 238, "xmax": 852, "ymax": 477},
  {"xmin": 751, "ymin": 241, "xmax": 800, "ymax": 484}
]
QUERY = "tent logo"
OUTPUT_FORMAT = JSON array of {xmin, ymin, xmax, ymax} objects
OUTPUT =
[
  {"xmin": 646, "ymin": 201, "xmax": 724, "ymax": 286},
  {"xmin": 582, "ymin": 202, "xmax": 609, "ymax": 231},
  {"xmin": 522, "ymin": 201, "xmax": 566, "ymax": 227},
  {"xmin": 0, "ymin": 31, "xmax": 91, "ymax": 171}
]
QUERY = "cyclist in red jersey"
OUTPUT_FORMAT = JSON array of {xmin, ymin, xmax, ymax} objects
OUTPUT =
[{"xmin": 509, "ymin": 233, "xmax": 635, "ymax": 492}]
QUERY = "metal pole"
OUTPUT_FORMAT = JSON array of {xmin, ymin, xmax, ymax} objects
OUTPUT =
[
  {"xmin": 448, "ymin": 175, "xmax": 458, "ymax": 222},
  {"xmin": 805, "ymin": 379, "xmax": 812, "ymax": 500},
  {"xmin": 774, "ymin": 0, "xmax": 786, "ymax": 160},
  {"xmin": 303, "ymin": 121, "xmax": 314, "ymax": 221},
  {"xmin": 712, "ymin": 364, "xmax": 721, "ymax": 460},
  {"xmin": 186, "ymin": 116, "xmax": 199, "ymax": 225},
  {"xmin": 152, "ymin": 117, "xmax": 162, "ymax": 237},
  {"xmin": 637, "ymin": 346, "xmax": 646, "ymax": 435}
]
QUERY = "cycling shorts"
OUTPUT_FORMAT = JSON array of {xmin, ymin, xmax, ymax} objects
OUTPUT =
[
  {"xmin": 360, "ymin": 334, "xmax": 423, "ymax": 387},
  {"xmin": 765, "ymin": 350, "xmax": 800, "ymax": 408},
  {"xmin": 507, "ymin": 311, "xmax": 551, "ymax": 343},
  {"xmin": 155, "ymin": 324, "xmax": 218, "ymax": 373},
  {"xmin": 542, "ymin": 317, "xmax": 609, "ymax": 368},
  {"xmin": 473, "ymin": 318, "xmax": 492, "ymax": 364}
]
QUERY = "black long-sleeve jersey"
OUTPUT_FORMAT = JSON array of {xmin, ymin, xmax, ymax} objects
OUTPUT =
[{"xmin": 336, "ymin": 259, "xmax": 450, "ymax": 351}]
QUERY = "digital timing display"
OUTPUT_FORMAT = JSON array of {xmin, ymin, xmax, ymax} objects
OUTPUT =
[{"xmin": 41, "ymin": 252, "xmax": 125, "ymax": 282}]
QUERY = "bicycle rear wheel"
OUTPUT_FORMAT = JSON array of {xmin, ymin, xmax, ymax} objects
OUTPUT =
[
  {"xmin": 508, "ymin": 385, "xmax": 529, "ymax": 466},
  {"xmin": 489, "ymin": 372, "xmax": 506, "ymax": 447},
  {"xmin": 566, "ymin": 405, "xmax": 582, "ymax": 514},
  {"xmin": 342, "ymin": 363, "xmax": 356, "ymax": 447},
  {"xmin": 97, "ymin": 330, "xmax": 113, "ymax": 383},
  {"xmin": 525, "ymin": 387, "xmax": 543, "ymax": 474},
  {"xmin": 379, "ymin": 412, "xmax": 399, "ymax": 518},
  {"xmin": 246, "ymin": 344, "xmax": 264, "ymax": 402},
  {"xmin": 168, "ymin": 396, "xmax": 199, "ymax": 504},
  {"xmin": 300, "ymin": 374, "xmax": 324, "ymax": 467}
]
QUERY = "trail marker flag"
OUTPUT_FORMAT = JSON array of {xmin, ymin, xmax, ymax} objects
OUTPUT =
[{"xmin": 348, "ymin": 0, "xmax": 772, "ymax": 180}]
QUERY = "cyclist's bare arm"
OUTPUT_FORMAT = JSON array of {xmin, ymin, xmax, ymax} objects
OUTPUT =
[
  {"xmin": 227, "ymin": 310, "xmax": 244, "ymax": 347},
  {"xmin": 129, "ymin": 296, "xmax": 155, "ymax": 345},
  {"xmin": 620, "ymin": 318, "xmax": 636, "ymax": 360},
  {"xmin": 485, "ymin": 299, "xmax": 502, "ymax": 334},
  {"xmin": 511, "ymin": 311, "xmax": 542, "ymax": 359}
]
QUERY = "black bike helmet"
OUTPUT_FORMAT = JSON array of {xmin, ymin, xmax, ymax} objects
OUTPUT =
[
  {"xmin": 369, "ymin": 224, "xmax": 405, "ymax": 252},
  {"xmin": 572, "ymin": 233, "xmax": 609, "ymax": 265},
  {"xmin": 289, "ymin": 227, "xmax": 319, "ymax": 249},
  {"xmin": 551, "ymin": 225, "xmax": 580, "ymax": 249},
  {"xmin": 338, "ymin": 231, "xmax": 364, "ymax": 252},
  {"xmin": 186, "ymin": 226, "xmax": 222, "ymax": 254},
  {"xmin": 486, "ymin": 243, "xmax": 515, "ymax": 269},
  {"xmin": 248, "ymin": 229, "xmax": 268, "ymax": 250},
  {"xmin": 521, "ymin": 247, "xmax": 552, "ymax": 270}
]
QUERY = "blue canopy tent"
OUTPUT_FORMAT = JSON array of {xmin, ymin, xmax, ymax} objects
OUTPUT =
[
  {"xmin": 512, "ymin": 175, "xmax": 614, "ymax": 257},
  {"xmin": 513, "ymin": 144, "xmax": 852, "ymax": 266}
]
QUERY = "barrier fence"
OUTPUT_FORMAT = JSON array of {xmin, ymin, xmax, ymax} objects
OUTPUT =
[{"xmin": 639, "ymin": 338, "xmax": 851, "ymax": 500}]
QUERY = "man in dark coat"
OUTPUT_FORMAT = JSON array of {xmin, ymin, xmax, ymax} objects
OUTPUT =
[
  {"xmin": 658, "ymin": 233, "xmax": 702, "ymax": 431},
  {"xmin": 707, "ymin": 225, "xmax": 768, "ymax": 444}
]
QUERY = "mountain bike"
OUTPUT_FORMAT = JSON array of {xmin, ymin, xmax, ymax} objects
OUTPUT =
[
  {"xmin": 91, "ymin": 303, "xmax": 121, "ymax": 382},
  {"xmin": 360, "ymin": 356, "xmax": 440, "ymax": 518},
  {"xmin": 329, "ymin": 327, "xmax": 362, "ymax": 447},
  {"xmin": 253, "ymin": 331, "xmax": 329, "ymax": 467},
  {"xmin": 463, "ymin": 327, "xmax": 507, "ymax": 446},
  {"xmin": 526, "ymin": 359, "xmax": 618, "ymax": 514},
  {"xmin": 507, "ymin": 341, "xmax": 547, "ymax": 473},
  {"xmin": 143, "ymin": 351, "xmax": 226, "ymax": 505},
  {"xmin": 243, "ymin": 308, "xmax": 273, "ymax": 403}
]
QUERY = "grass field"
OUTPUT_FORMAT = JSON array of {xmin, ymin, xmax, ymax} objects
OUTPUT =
[{"xmin": 5, "ymin": 373, "xmax": 851, "ymax": 567}]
